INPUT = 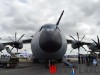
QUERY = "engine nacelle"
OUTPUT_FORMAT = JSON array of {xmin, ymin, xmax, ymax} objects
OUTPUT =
[
  {"xmin": 12, "ymin": 41, "xmax": 23, "ymax": 49},
  {"xmin": 87, "ymin": 43, "xmax": 98, "ymax": 50},
  {"xmin": 71, "ymin": 40, "xmax": 83, "ymax": 49},
  {"xmin": 71, "ymin": 41, "xmax": 77, "ymax": 49}
]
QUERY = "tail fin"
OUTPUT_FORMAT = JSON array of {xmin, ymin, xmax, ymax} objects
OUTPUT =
[{"xmin": 56, "ymin": 10, "xmax": 64, "ymax": 26}]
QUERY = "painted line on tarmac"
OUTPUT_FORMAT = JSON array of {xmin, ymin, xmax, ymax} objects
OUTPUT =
[{"xmin": 0, "ymin": 67, "xmax": 40, "ymax": 73}]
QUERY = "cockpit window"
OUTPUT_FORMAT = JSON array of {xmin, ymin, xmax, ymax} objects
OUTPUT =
[
  {"xmin": 39, "ymin": 24, "xmax": 60, "ymax": 32},
  {"xmin": 42, "ymin": 24, "xmax": 56, "ymax": 29}
]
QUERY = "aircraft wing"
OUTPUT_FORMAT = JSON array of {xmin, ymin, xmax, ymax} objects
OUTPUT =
[
  {"xmin": 22, "ymin": 39, "xmax": 32, "ymax": 44},
  {"xmin": 66, "ymin": 39, "xmax": 73, "ymax": 44},
  {"xmin": 67, "ymin": 39, "xmax": 91, "ymax": 45},
  {"xmin": 3, "ymin": 42, "xmax": 14, "ymax": 46},
  {"xmin": 3, "ymin": 39, "xmax": 32, "ymax": 46},
  {"xmin": 3, "ymin": 38, "xmax": 91, "ymax": 46}
]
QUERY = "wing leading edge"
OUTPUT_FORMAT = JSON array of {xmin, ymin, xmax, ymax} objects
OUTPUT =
[{"xmin": 3, "ymin": 39, "xmax": 32, "ymax": 46}]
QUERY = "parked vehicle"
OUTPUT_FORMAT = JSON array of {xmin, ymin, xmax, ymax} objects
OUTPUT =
[{"xmin": 0, "ymin": 55, "xmax": 19, "ymax": 68}]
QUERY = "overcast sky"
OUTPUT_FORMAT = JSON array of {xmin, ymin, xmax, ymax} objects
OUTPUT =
[{"xmin": 0, "ymin": 0, "xmax": 100, "ymax": 55}]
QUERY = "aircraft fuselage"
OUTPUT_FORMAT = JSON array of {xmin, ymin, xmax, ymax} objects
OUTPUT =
[{"xmin": 31, "ymin": 24, "xmax": 67, "ymax": 60}]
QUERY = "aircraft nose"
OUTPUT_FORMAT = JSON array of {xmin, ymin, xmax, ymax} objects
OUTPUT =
[{"xmin": 39, "ymin": 30, "xmax": 62, "ymax": 53}]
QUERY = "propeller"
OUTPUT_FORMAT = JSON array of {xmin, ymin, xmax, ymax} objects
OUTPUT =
[
  {"xmin": 8, "ymin": 32, "xmax": 25, "ymax": 53},
  {"xmin": 91, "ymin": 36, "xmax": 100, "ymax": 53},
  {"xmin": 69, "ymin": 32, "xmax": 87, "ymax": 54},
  {"xmin": 92, "ymin": 36, "xmax": 100, "ymax": 46}
]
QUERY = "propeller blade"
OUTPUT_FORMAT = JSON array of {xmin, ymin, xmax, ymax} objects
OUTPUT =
[
  {"xmin": 97, "ymin": 36, "xmax": 99, "ymax": 43},
  {"xmin": 69, "ymin": 35, "xmax": 77, "ymax": 42},
  {"xmin": 17, "ymin": 48, "xmax": 18, "ymax": 53},
  {"xmin": 80, "ymin": 35, "xmax": 85, "ymax": 42},
  {"xmin": 91, "ymin": 39, "xmax": 98, "ymax": 45},
  {"xmin": 77, "ymin": 32, "xmax": 79, "ymax": 41},
  {"xmin": 10, "ymin": 46, "xmax": 14, "ymax": 52},
  {"xmin": 24, "ymin": 49, "xmax": 26, "ymax": 51},
  {"xmin": 56, "ymin": 10, "xmax": 64, "ymax": 26},
  {"xmin": 15, "ymin": 32, "xmax": 17, "ymax": 41},
  {"xmin": 18, "ymin": 34, "xmax": 25, "ymax": 42},
  {"xmin": 81, "ymin": 46, "xmax": 87, "ymax": 52},
  {"xmin": 70, "ymin": 49, "xmax": 73, "ymax": 53},
  {"xmin": 8, "ymin": 36, "xmax": 14, "ymax": 42}
]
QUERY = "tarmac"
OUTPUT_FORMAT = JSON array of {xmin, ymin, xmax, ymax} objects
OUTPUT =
[{"xmin": 0, "ymin": 58, "xmax": 100, "ymax": 75}]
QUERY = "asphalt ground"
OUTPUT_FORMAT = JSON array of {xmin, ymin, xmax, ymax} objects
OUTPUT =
[{"xmin": 0, "ymin": 58, "xmax": 100, "ymax": 75}]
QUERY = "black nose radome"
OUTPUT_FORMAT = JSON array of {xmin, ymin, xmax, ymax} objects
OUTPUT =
[{"xmin": 39, "ymin": 30, "xmax": 62, "ymax": 53}]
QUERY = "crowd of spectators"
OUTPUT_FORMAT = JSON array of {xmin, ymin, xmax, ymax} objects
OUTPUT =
[{"xmin": 78, "ymin": 54, "xmax": 98, "ymax": 66}]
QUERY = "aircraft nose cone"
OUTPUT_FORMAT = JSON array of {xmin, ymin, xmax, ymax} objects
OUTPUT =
[{"xmin": 39, "ymin": 30, "xmax": 62, "ymax": 53}]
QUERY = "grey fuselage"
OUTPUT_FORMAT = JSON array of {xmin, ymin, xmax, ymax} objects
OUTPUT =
[{"xmin": 31, "ymin": 24, "xmax": 67, "ymax": 60}]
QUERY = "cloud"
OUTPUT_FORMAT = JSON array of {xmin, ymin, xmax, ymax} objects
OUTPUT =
[{"xmin": 0, "ymin": 0, "xmax": 100, "ymax": 54}]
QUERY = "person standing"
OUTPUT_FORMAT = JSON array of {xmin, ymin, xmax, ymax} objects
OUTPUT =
[
  {"xmin": 78, "ymin": 54, "xmax": 81, "ymax": 64},
  {"xmin": 93, "ymin": 55, "xmax": 97, "ymax": 66},
  {"xmin": 86, "ymin": 55, "xmax": 89, "ymax": 66}
]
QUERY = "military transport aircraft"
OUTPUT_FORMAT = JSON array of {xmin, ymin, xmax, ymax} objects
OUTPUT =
[{"xmin": 0, "ymin": 10, "xmax": 100, "ymax": 64}]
